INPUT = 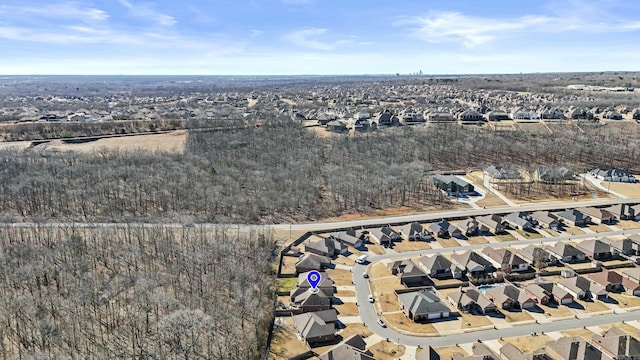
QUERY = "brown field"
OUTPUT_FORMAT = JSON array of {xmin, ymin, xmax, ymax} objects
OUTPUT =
[
  {"xmin": 333, "ymin": 256, "xmax": 355, "ymax": 267},
  {"xmin": 280, "ymin": 256, "xmax": 298, "ymax": 276},
  {"xmin": 383, "ymin": 312, "xmax": 438, "ymax": 335},
  {"xmin": 538, "ymin": 304, "xmax": 574, "ymax": 318},
  {"xmin": 608, "ymin": 293, "xmax": 640, "ymax": 308},
  {"xmin": 368, "ymin": 340, "xmax": 405, "ymax": 360},
  {"xmin": 493, "ymin": 233, "xmax": 516, "ymax": 242},
  {"xmin": 617, "ymin": 220, "xmax": 640, "ymax": 229},
  {"xmin": 394, "ymin": 241, "xmax": 431, "ymax": 252},
  {"xmin": 606, "ymin": 181, "xmax": 640, "ymax": 198},
  {"xmin": 561, "ymin": 327, "xmax": 595, "ymax": 339},
  {"xmin": 371, "ymin": 277, "xmax": 404, "ymax": 295},
  {"xmin": 503, "ymin": 310, "xmax": 534, "ymax": 323},
  {"xmin": 326, "ymin": 269, "xmax": 353, "ymax": 286},
  {"xmin": 600, "ymin": 323, "xmax": 640, "ymax": 336},
  {"xmin": 564, "ymin": 227, "xmax": 585, "ymax": 235},
  {"xmin": 339, "ymin": 323, "xmax": 373, "ymax": 339},
  {"xmin": 269, "ymin": 318, "xmax": 310, "ymax": 359},
  {"xmin": 588, "ymin": 223, "xmax": 612, "ymax": 232},
  {"xmin": 501, "ymin": 334, "xmax": 553, "ymax": 353},
  {"xmin": 437, "ymin": 237, "xmax": 461, "ymax": 247},
  {"xmin": 335, "ymin": 289, "xmax": 355, "ymax": 297},
  {"xmin": 271, "ymin": 228, "xmax": 309, "ymax": 246},
  {"xmin": 36, "ymin": 131, "xmax": 187, "ymax": 153},
  {"xmin": 466, "ymin": 236, "xmax": 489, "ymax": 245},
  {"xmin": 575, "ymin": 299, "xmax": 610, "ymax": 312},
  {"xmin": 334, "ymin": 302, "xmax": 360, "ymax": 316},
  {"xmin": 368, "ymin": 244, "xmax": 387, "ymax": 255},
  {"xmin": 379, "ymin": 292, "xmax": 401, "ymax": 313},
  {"xmin": 458, "ymin": 311, "xmax": 494, "ymax": 328},
  {"xmin": 515, "ymin": 229, "xmax": 544, "ymax": 239},
  {"xmin": 370, "ymin": 262, "xmax": 393, "ymax": 279}
]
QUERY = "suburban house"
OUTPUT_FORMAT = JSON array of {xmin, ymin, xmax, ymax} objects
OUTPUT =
[
  {"xmin": 591, "ymin": 326, "xmax": 640, "ymax": 359},
  {"xmin": 290, "ymin": 288, "xmax": 332, "ymax": 312},
  {"xmin": 519, "ymin": 244, "xmax": 559, "ymax": 269},
  {"xmin": 486, "ymin": 110, "xmax": 510, "ymax": 121},
  {"xmin": 545, "ymin": 242, "xmax": 587, "ymax": 263},
  {"xmin": 457, "ymin": 218, "xmax": 485, "ymax": 237},
  {"xmin": 557, "ymin": 275, "xmax": 608, "ymax": 300},
  {"xmin": 545, "ymin": 336, "xmax": 605, "ymax": 360},
  {"xmin": 399, "ymin": 222, "xmax": 434, "ymax": 241},
  {"xmin": 397, "ymin": 288, "xmax": 451, "ymax": 321},
  {"xmin": 457, "ymin": 109, "xmax": 485, "ymax": 122},
  {"xmin": 328, "ymin": 230, "xmax": 365, "ymax": 248},
  {"xmin": 452, "ymin": 343, "xmax": 498, "ymax": 360},
  {"xmin": 590, "ymin": 168, "xmax": 638, "ymax": 183},
  {"xmin": 426, "ymin": 112, "xmax": 456, "ymax": 122},
  {"xmin": 600, "ymin": 236, "xmax": 640, "ymax": 256},
  {"xmin": 604, "ymin": 203, "xmax": 639, "ymax": 220},
  {"xmin": 619, "ymin": 269, "xmax": 640, "ymax": 296},
  {"xmin": 532, "ymin": 166, "xmax": 575, "ymax": 183},
  {"xmin": 481, "ymin": 247, "xmax": 529, "ymax": 273},
  {"xmin": 429, "ymin": 220, "xmax": 463, "ymax": 238},
  {"xmin": 292, "ymin": 309, "xmax": 338, "ymax": 346},
  {"xmin": 499, "ymin": 343, "xmax": 553, "ymax": 360},
  {"xmin": 575, "ymin": 239, "xmax": 614, "ymax": 260},
  {"xmin": 555, "ymin": 209, "xmax": 590, "ymax": 227},
  {"xmin": 451, "ymin": 250, "xmax": 495, "ymax": 278},
  {"xmin": 523, "ymin": 283, "xmax": 552, "ymax": 305},
  {"xmin": 295, "ymin": 253, "xmax": 332, "ymax": 274},
  {"xmin": 577, "ymin": 207, "xmax": 616, "ymax": 224},
  {"xmin": 389, "ymin": 260, "xmax": 432, "ymax": 287},
  {"xmin": 536, "ymin": 282, "xmax": 574, "ymax": 305},
  {"xmin": 318, "ymin": 334, "xmax": 375, "ymax": 360},
  {"xmin": 622, "ymin": 268, "xmax": 640, "ymax": 283},
  {"xmin": 530, "ymin": 211, "xmax": 561, "ymax": 229},
  {"xmin": 587, "ymin": 271, "xmax": 624, "ymax": 293},
  {"xmin": 484, "ymin": 165, "xmax": 521, "ymax": 180},
  {"xmin": 381, "ymin": 225, "xmax": 404, "ymax": 242},
  {"xmin": 377, "ymin": 111, "xmax": 399, "ymax": 126},
  {"xmin": 485, "ymin": 284, "xmax": 536, "ymax": 310},
  {"xmin": 305, "ymin": 236, "xmax": 348, "ymax": 258},
  {"xmin": 475, "ymin": 214, "xmax": 506, "ymax": 234},
  {"xmin": 433, "ymin": 175, "xmax": 475, "ymax": 195},
  {"xmin": 503, "ymin": 212, "xmax": 534, "ymax": 231},
  {"xmin": 297, "ymin": 271, "xmax": 334, "ymax": 292},
  {"xmin": 448, "ymin": 288, "xmax": 497, "ymax": 314},
  {"xmin": 419, "ymin": 254, "xmax": 463, "ymax": 280}
]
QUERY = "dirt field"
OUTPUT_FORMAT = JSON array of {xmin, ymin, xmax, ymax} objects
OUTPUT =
[
  {"xmin": 35, "ymin": 131, "xmax": 187, "ymax": 153},
  {"xmin": 280, "ymin": 256, "xmax": 298, "ymax": 276}
]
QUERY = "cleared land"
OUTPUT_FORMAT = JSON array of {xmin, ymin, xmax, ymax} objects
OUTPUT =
[{"xmin": 35, "ymin": 131, "xmax": 187, "ymax": 153}]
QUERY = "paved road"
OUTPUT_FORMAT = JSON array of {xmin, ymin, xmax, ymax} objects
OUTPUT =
[
  {"xmin": 274, "ymin": 198, "xmax": 640, "ymax": 231},
  {"xmin": 351, "ymin": 227, "xmax": 640, "ymax": 347}
]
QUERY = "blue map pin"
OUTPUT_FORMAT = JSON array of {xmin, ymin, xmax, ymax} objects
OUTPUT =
[{"xmin": 307, "ymin": 270, "xmax": 321, "ymax": 290}]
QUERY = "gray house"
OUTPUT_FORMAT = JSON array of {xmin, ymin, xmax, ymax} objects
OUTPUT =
[
  {"xmin": 419, "ymin": 254, "xmax": 463, "ymax": 279},
  {"xmin": 397, "ymin": 289, "xmax": 451, "ymax": 321},
  {"xmin": 590, "ymin": 168, "xmax": 637, "ymax": 183},
  {"xmin": 556, "ymin": 209, "xmax": 590, "ymax": 227},
  {"xmin": 545, "ymin": 242, "xmax": 587, "ymax": 263}
]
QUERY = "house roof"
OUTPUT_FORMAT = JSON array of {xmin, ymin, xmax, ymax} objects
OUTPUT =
[
  {"xmin": 546, "ymin": 336, "xmax": 604, "ymax": 360},
  {"xmin": 292, "ymin": 310, "xmax": 336, "ymax": 340},
  {"xmin": 319, "ymin": 334, "xmax": 376, "ymax": 360},
  {"xmin": 298, "ymin": 271, "xmax": 334, "ymax": 289},
  {"xmin": 519, "ymin": 244, "xmax": 553, "ymax": 262},
  {"xmin": 546, "ymin": 242, "xmax": 586, "ymax": 258},
  {"xmin": 576, "ymin": 239, "xmax": 612, "ymax": 255},
  {"xmin": 451, "ymin": 250, "xmax": 493, "ymax": 270},
  {"xmin": 291, "ymin": 287, "xmax": 332, "ymax": 306},
  {"xmin": 295, "ymin": 253, "xmax": 332, "ymax": 270},
  {"xmin": 557, "ymin": 209, "xmax": 590, "ymax": 223},
  {"xmin": 397, "ymin": 290, "xmax": 449, "ymax": 316},
  {"xmin": 420, "ymin": 254, "xmax": 453, "ymax": 271},
  {"xmin": 433, "ymin": 174, "xmax": 471, "ymax": 188},
  {"xmin": 588, "ymin": 271, "xmax": 622, "ymax": 286},
  {"xmin": 482, "ymin": 247, "xmax": 528, "ymax": 266}
]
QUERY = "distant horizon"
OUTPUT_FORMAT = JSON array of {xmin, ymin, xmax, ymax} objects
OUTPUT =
[{"xmin": 2, "ymin": 0, "xmax": 640, "ymax": 75}]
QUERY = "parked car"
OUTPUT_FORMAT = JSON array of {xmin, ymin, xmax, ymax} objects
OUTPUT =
[
  {"xmin": 363, "ymin": 272, "xmax": 369, "ymax": 278},
  {"xmin": 377, "ymin": 319, "xmax": 386, "ymax": 327},
  {"xmin": 368, "ymin": 295, "xmax": 374, "ymax": 303}
]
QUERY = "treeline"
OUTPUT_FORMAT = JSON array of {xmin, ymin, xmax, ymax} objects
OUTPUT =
[
  {"xmin": 0, "ymin": 224, "xmax": 276, "ymax": 359},
  {"xmin": 0, "ymin": 121, "xmax": 639, "ymax": 223}
]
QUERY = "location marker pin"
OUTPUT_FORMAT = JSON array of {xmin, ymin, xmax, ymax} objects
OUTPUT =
[{"xmin": 307, "ymin": 270, "xmax": 321, "ymax": 292}]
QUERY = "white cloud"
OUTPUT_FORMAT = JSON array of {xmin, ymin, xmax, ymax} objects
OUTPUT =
[
  {"xmin": 0, "ymin": 3, "xmax": 109, "ymax": 21},
  {"xmin": 285, "ymin": 28, "xmax": 333, "ymax": 50},
  {"xmin": 117, "ymin": 0, "xmax": 176, "ymax": 27}
]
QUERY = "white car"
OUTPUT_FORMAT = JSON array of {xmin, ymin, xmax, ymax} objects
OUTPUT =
[
  {"xmin": 377, "ymin": 319, "xmax": 386, "ymax": 328},
  {"xmin": 368, "ymin": 295, "xmax": 374, "ymax": 303}
]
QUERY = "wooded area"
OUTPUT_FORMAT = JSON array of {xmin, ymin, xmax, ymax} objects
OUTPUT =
[
  {"xmin": 0, "ymin": 224, "xmax": 276, "ymax": 359},
  {"xmin": 0, "ymin": 120, "xmax": 640, "ymax": 223}
]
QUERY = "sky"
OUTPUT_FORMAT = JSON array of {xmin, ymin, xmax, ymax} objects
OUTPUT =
[{"xmin": 1, "ymin": 0, "xmax": 640, "ymax": 75}]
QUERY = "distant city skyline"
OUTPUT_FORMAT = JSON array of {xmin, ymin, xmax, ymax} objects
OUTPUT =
[{"xmin": 1, "ymin": 0, "xmax": 640, "ymax": 75}]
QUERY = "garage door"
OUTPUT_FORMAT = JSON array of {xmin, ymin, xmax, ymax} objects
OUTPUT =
[
  {"xmin": 427, "ymin": 313, "xmax": 441, "ymax": 320},
  {"xmin": 442, "ymin": 311, "xmax": 450, "ymax": 318},
  {"xmin": 561, "ymin": 298, "xmax": 573, "ymax": 305}
]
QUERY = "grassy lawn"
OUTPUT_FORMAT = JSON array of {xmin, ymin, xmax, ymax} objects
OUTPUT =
[
  {"xmin": 608, "ymin": 293, "xmax": 640, "ymax": 308},
  {"xmin": 437, "ymin": 237, "xmax": 460, "ymax": 247},
  {"xmin": 334, "ymin": 302, "xmax": 360, "ymax": 316},
  {"xmin": 465, "ymin": 235, "xmax": 489, "ymax": 244},
  {"xmin": 500, "ymin": 334, "xmax": 554, "ymax": 354},
  {"xmin": 379, "ymin": 292, "xmax": 402, "ymax": 313},
  {"xmin": 326, "ymin": 268, "xmax": 353, "ymax": 286},
  {"xmin": 606, "ymin": 181, "xmax": 640, "ymax": 198},
  {"xmin": 543, "ymin": 228, "xmax": 560, "ymax": 237},
  {"xmin": 575, "ymin": 299, "xmax": 610, "ymax": 313},
  {"xmin": 371, "ymin": 276, "xmax": 404, "ymax": 295},
  {"xmin": 339, "ymin": 323, "xmax": 373, "ymax": 339},
  {"xmin": 394, "ymin": 241, "xmax": 431, "ymax": 252},
  {"xmin": 564, "ymin": 227, "xmax": 585, "ymax": 235},
  {"xmin": 600, "ymin": 323, "xmax": 640, "ymax": 336},
  {"xmin": 335, "ymin": 289, "xmax": 355, "ymax": 297},
  {"xmin": 538, "ymin": 304, "xmax": 574, "ymax": 318},
  {"xmin": 382, "ymin": 312, "xmax": 439, "ymax": 335},
  {"xmin": 279, "ymin": 255, "xmax": 299, "ymax": 276},
  {"xmin": 370, "ymin": 262, "xmax": 393, "ymax": 279},
  {"xmin": 515, "ymin": 229, "xmax": 543, "ymax": 239},
  {"xmin": 561, "ymin": 327, "xmax": 596, "ymax": 339},
  {"xmin": 269, "ymin": 318, "xmax": 309, "ymax": 359},
  {"xmin": 277, "ymin": 277, "xmax": 298, "ymax": 292},
  {"xmin": 368, "ymin": 340, "xmax": 405, "ymax": 360},
  {"xmin": 617, "ymin": 220, "xmax": 640, "ymax": 229},
  {"xmin": 494, "ymin": 233, "xmax": 517, "ymax": 242},
  {"xmin": 334, "ymin": 256, "xmax": 355, "ymax": 266},
  {"xmin": 368, "ymin": 244, "xmax": 387, "ymax": 255},
  {"xmin": 458, "ymin": 311, "xmax": 494, "ymax": 329},
  {"xmin": 588, "ymin": 223, "xmax": 612, "ymax": 233},
  {"xmin": 503, "ymin": 310, "xmax": 534, "ymax": 323}
]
